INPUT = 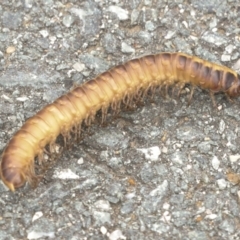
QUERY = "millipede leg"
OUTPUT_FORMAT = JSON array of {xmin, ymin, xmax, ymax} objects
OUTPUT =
[
  {"xmin": 160, "ymin": 84, "xmax": 169, "ymax": 99},
  {"xmin": 49, "ymin": 141, "xmax": 57, "ymax": 154},
  {"xmin": 225, "ymin": 93, "xmax": 234, "ymax": 103},
  {"xmin": 101, "ymin": 106, "xmax": 108, "ymax": 124},
  {"xmin": 164, "ymin": 85, "xmax": 170, "ymax": 99},
  {"xmin": 209, "ymin": 92, "xmax": 217, "ymax": 107},
  {"xmin": 116, "ymin": 100, "xmax": 121, "ymax": 114},
  {"xmin": 62, "ymin": 131, "xmax": 72, "ymax": 147},
  {"xmin": 85, "ymin": 112, "xmax": 95, "ymax": 127},
  {"xmin": 37, "ymin": 151, "xmax": 44, "ymax": 165},
  {"xmin": 150, "ymin": 85, "xmax": 157, "ymax": 100},
  {"xmin": 188, "ymin": 86, "xmax": 196, "ymax": 105},
  {"xmin": 28, "ymin": 174, "xmax": 42, "ymax": 189},
  {"xmin": 176, "ymin": 83, "xmax": 185, "ymax": 98}
]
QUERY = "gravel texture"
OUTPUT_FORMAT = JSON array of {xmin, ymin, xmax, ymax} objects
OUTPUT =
[{"xmin": 1, "ymin": 0, "xmax": 240, "ymax": 239}]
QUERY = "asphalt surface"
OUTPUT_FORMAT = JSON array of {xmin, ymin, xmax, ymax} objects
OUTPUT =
[{"xmin": 0, "ymin": 0, "xmax": 240, "ymax": 239}]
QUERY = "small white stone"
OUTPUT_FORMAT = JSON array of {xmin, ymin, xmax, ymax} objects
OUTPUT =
[
  {"xmin": 77, "ymin": 157, "xmax": 84, "ymax": 164},
  {"xmin": 121, "ymin": 42, "xmax": 135, "ymax": 53},
  {"xmin": 161, "ymin": 211, "xmax": 171, "ymax": 222},
  {"xmin": 186, "ymin": 164, "xmax": 192, "ymax": 170},
  {"xmin": 100, "ymin": 226, "xmax": 107, "ymax": 235},
  {"xmin": 219, "ymin": 119, "xmax": 225, "ymax": 134},
  {"xmin": 217, "ymin": 178, "xmax": 227, "ymax": 190},
  {"xmin": 161, "ymin": 146, "xmax": 168, "ymax": 154},
  {"xmin": 49, "ymin": 36, "xmax": 57, "ymax": 44},
  {"xmin": 125, "ymin": 192, "xmax": 136, "ymax": 199},
  {"xmin": 162, "ymin": 202, "xmax": 170, "ymax": 210},
  {"xmin": 16, "ymin": 96, "xmax": 29, "ymax": 102},
  {"xmin": 62, "ymin": 14, "xmax": 75, "ymax": 27},
  {"xmin": 39, "ymin": 29, "xmax": 49, "ymax": 38},
  {"xmin": 225, "ymin": 44, "xmax": 235, "ymax": 54},
  {"xmin": 73, "ymin": 62, "xmax": 85, "ymax": 72},
  {"xmin": 229, "ymin": 155, "xmax": 240, "ymax": 163},
  {"xmin": 137, "ymin": 146, "xmax": 161, "ymax": 161},
  {"xmin": 2, "ymin": 94, "xmax": 10, "ymax": 100},
  {"xmin": 32, "ymin": 211, "xmax": 43, "ymax": 222},
  {"xmin": 6, "ymin": 46, "xmax": 16, "ymax": 54},
  {"xmin": 53, "ymin": 168, "xmax": 80, "ymax": 179},
  {"xmin": 108, "ymin": 6, "xmax": 129, "ymax": 20},
  {"xmin": 233, "ymin": 58, "xmax": 240, "ymax": 71},
  {"xmin": 94, "ymin": 200, "xmax": 111, "ymax": 211},
  {"xmin": 182, "ymin": 21, "xmax": 188, "ymax": 28},
  {"xmin": 190, "ymin": 10, "xmax": 196, "ymax": 16},
  {"xmin": 237, "ymin": 191, "xmax": 240, "ymax": 201},
  {"xmin": 109, "ymin": 229, "xmax": 126, "ymax": 240},
  {"xmin": 164, "ymin": 30, "xmax": 176, "ymax": 39},
  {"xmin": 211, "ymin": 156, "xmax": 220, "ymax": 170},
  {"xmin": 221, "ymin": 54, "xmax": 231, "ymax": 62},
  {"xmin": 27, "ymin": 231, "xmax": 55, "ymax": 239},
  {"xmin": 205, "ymin": 214, "xmax": 218, "ymax": 220}
]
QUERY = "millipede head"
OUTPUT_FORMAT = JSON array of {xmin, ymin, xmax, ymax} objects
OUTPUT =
[
  {"xmin": 224, "ymin": 73, "xmax": 240, "ymax": 98},
  {"xmin": 0, "ymin": 166, "xmax": 26, "ymax": 192},
  {"xmin": 229, "ymin": 83, "xmax": 240, "ymax": 98},
  {"xmin": 1, "ymin": 168, "xmax": 26, "ymax": 191}
]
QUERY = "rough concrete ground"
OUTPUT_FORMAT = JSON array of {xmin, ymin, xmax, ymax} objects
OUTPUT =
[{"xmin": 0, "ymin": 0, "xmax": 240, "ymax": 239}]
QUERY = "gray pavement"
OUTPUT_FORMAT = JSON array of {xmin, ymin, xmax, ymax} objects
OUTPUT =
[{"xmin": 0, "ymin": 0, "xmax": 240, "ymax": 239}]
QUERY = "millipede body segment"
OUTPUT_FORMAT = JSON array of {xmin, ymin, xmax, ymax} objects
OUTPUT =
[{"xmin": 1, "ymin": 52, "xmax": 240, "ymax": 191}]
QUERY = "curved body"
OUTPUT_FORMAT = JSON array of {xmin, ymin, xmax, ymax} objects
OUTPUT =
[{"xmin": 1, "ymin": 52, "xmax": 240, "ymax": 191}]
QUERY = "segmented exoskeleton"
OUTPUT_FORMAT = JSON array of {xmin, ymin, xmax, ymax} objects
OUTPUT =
[{"xmin": 1, "ymin": 52, "xmax": 240, "ymax": 191}]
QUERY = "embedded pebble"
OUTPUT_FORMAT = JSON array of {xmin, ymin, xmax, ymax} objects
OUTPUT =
[
  {"xmin": 221, "ymin": 54, "xmax": 231, "ymax": 62},
  {"xmin": 2, "ymin": 12, "xmax": 22, "ymax": 30},
  {"xmin": 27, "ymin": 219, "xmax": 55, "ymax": 240},
  {"xmin": 131, "ymin": 9, "xmax": 139, "ymax": 25},
  {"xmin": 219, "ymin": 119, "xmax": 225, "ymax": 134},
  {"xmin": 102, "ymin": 33, "xmax": 117, "ymax": 53},
  {"xmin": 197, "ymin": 141, "xmax": 212, "ymax": 154},
  {"xmin": 137, "ymin": 146, "xmax": 161, "ymax": 161},
  {"xmin": 145, "ymin": 21, "xmax": 156, "ymax": 31},
  {"xmin": 176, "ymin": 126, "xmax": 203, "ymax": 141},
  {"xmin": 53, "ymin": 168, "xmax": 80, "ymax": 179},
  {"xmin": 39, "ymin": 30, "xmax": 49, "ymax": 38},
  {"xmin": 23, "ymin": 0, "xmax": 33, "ymax": 8},
  {"xmin": 217, "ymin": 179, "xmax": 227, "ymax": 190},
  {"xmin": 93, "ymin": 211, "xmax": 111, "ymax": 225},
  {"xmin": 149, "ymin": 180, "xmax": 168, "ymax": 197},
  {"xmin": 120, "ymin": 200, "xmax": 135, "ymax": 215},
  {"xmin": 94, "ymin": 200, "xmax": 111, "ymax": 211},
  {"xmin": 100, "ymin": 226, "xmax": 107, "ymax": 235},
  {"xmin": 169, "ymin": 152, "xmax": 187, "ymax": 165},
  {"xmin": 79, "ymin": 54, "xmax": 109, "ymax": 74},
  {"xmin": 211, "ymin": 156, "xmax": 220, "ymax": 170},
  {"xmin": 229, "ymin": 155, "xmax": 240, "ymax": 163},
  {"xmin": 62, "ymin": 15, "xmax": 75, "ymax": 27},
  {"xmin": 72, "ymin": 62, "xmax": 85, "ymax": 72},
  {"xmin": 121, "ymin": 42, "xmax": 135, "ymax": 53},
  {"xmin": 201, "ymin": 32, "xmax": 227, "ymax": 46},
  {"xmin": 233, "ymin": 59, "xmax": 240, "ymax": 71},
  {"xmin": 108, "ymin": 229, "xmax": 126, "ymax": 240},
  {"xmin": 107, "ymin": 157, "xmax": 122, "ymax": 169},
  {"xmin": 165, "ymin": 30, "xmax": 176, "ymax": 39},
  {"xmin": 32, "ymin": 212, "xmax": 43, "ymax": 222},
  {"xmin": 6, "ymin": 46, "xmax": 16, "ymax": 54},
  {"xmin": 27, "ymin": 231, "xmax": 55, "ymax": 240},
  {"xmin": 16, "ymin": 96, "xmax": 29, "ymax": 102},
  {"xmin": 219, "ymin": 219, "xmax": 236, "ymax": 233},
  {"xmin": 77, "ymin": 157, "xmax": 84, "ymax": 164},
  {"xmin": 108, "ymin": 6, "xmax": 129, "ymax": 21}
]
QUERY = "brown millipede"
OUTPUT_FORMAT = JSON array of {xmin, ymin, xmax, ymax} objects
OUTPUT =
[{"xmin": 1, "ymin": 52, "xmax": 240, "ymax": 191}]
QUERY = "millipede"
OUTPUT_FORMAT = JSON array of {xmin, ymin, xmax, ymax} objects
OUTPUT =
[{"xmin": 1, "ymin": 52, "xmax": 240, "ymax": 191}]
